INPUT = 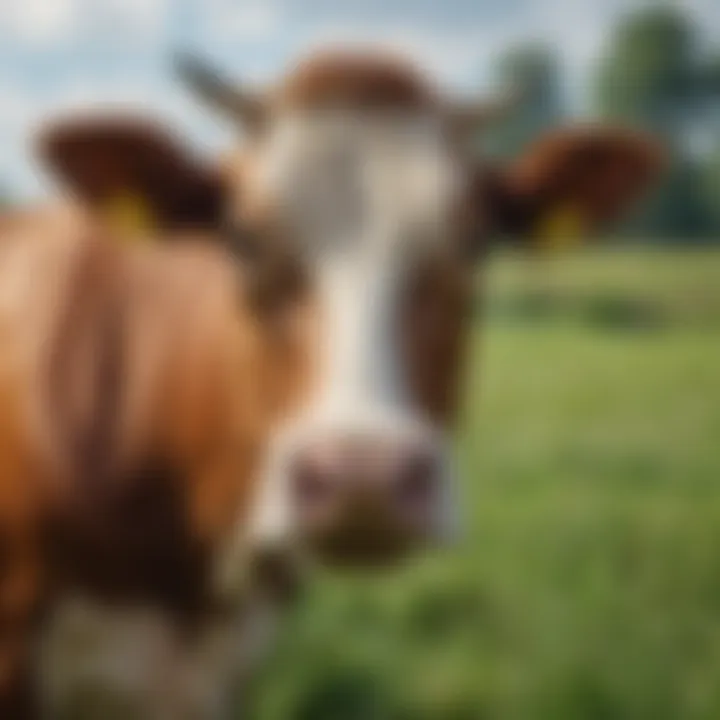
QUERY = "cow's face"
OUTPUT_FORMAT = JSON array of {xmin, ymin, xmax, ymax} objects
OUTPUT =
[
  {"xmin": 179, "ymin": 54, "xmax": 502, "ymax": 566},
  {"xmin": 178, "ymin": 50, "xmax": 664, "ymax": 568}
]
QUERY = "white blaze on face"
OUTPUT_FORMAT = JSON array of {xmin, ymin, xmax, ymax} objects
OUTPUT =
[
  {"xmin": 313, "ymin": 248, "xmax": 404, "ymax": 431},
  {"xmin": 257, "ymin": 111, "xmax": 459, "ymax": 427},
  {"xmin": 239, "ymin": 111, "xmax": 462, "ymax": 557}
]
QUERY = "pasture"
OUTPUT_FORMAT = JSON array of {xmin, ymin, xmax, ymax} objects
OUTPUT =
[{"xmin": 250, "ymin": 248, "xmax": 720, "ymax": 719}]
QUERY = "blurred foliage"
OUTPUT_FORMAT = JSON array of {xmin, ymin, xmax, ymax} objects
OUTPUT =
[
  {"xmin": 250, "ymin": 249, "xmax": 720, "ymax": 719},
  {"xmin": 701, "ymin": 144, "xmax": 720, "ymax": 235},
  {"xmin": 702, "ymin": 54, "xmax": 720, "ymax": 97},
  {"xmin": 595, "ymin": 7, "xmax": 699, "ymax": 132},
  {"xmin": 629, "ymin": 156, "xmax": 715, "ymax": 242},
  {"xmin": 594, "ymin": 7, "xmax": 719, "ymax": 241},
  {"xmin": 484, "ymin": 43, "xmax": 564, "ymax": 160}
]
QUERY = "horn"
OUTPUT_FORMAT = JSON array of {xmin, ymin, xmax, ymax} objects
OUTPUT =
[{"xmin": 174, "ymin": 52, "xmax": 265, "ymax": 128}]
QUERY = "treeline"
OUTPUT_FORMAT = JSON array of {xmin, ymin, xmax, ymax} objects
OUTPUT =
[{"xmin": 484, "ymin": 6, "xmax": 720, "ymax": 243}]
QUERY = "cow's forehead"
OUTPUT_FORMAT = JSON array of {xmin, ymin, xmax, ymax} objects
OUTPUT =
[
  {"xmin": 272, "ymin": 51, "xmax": 438, "ymax": 113},
  {"xmin": 251, "ymin": 110, "xmax": 461, "ymax": 258},
  {"xmin": 270, "ymin": 109, "xmax": 443, "ymax": 141},
  {"xmin": 261, "ymin": 111, "xmax": 452, "ymax": 185}
]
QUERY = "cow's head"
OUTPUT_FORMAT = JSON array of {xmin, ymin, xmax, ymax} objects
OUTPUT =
[
  {"xmin": 176, "ymin": 51, "xmax": 664, "ymax": 567},
  {"xmin": 38, "ymin": 50, "xmax": 664, "ymax": 571}
]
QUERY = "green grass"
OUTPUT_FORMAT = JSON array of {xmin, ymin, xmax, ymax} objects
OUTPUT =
[{"xmin": 251, "ymin": 248, "xmax": 720, "ymax": 720}]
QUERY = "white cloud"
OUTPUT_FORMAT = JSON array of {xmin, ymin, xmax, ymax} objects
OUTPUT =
[
  {"xmin": 681, "ymin": 0, "xmax": 720, "ymax": 30},
  {"xmin": 201, "ymin": 0, "xmax": 284, "ymax": 42},
  {"xmin": 92, "ymin": 0, "xmax": 170, "ymax": 42},
  {"xmin": 227, "ymin": 3, "xmax": 283, "ymax": 40},
  {"xmin": 0, "ymin": 0, "xmax": 79, "ymax": 45},
  {"xmin": 0, "ymin": 0, "xmax": 169, "ymax": 47}
]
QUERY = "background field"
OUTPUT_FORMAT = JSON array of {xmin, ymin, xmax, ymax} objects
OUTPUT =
[{"xmin": 250, "ymin": 248, "xmax": 720, "ymax": 720}]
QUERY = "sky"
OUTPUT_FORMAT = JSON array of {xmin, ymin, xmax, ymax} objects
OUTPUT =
[{"xmin": 0, "ymin": 0, "xmax": 718, "ymax": 198}]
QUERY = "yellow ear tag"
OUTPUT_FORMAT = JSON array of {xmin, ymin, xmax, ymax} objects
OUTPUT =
[
  {"xmin": 535, "ymin": 205, "xmax": 586, "ymax": 251},
  {"xmin": 101, "ymin": 193, "xmax": 155, "ymax": 239}
]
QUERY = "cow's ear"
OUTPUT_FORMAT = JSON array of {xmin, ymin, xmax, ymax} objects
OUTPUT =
[
  {"xmin": 37, "ymin": 114, "xmax": 227, "ymax": 236},
  {"xmin": 479, "ymin": 125, "xmax": 666, "ymax": 250}
]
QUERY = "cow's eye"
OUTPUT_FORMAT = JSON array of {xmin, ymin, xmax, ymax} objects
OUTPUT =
[
  {"xmin": 222, "ymin": 221, "xmax": 307, "ymax": 316},
  {"xmin": 463, "ymin": 226, "xmax": 489, "ymax": 262},
  {"xmin": 404, "ymin": 256, "xmax": 475, "ymax": 322},
  {"xmin": 252, "ymin": 255, "xmax": 309, "ymax": 317},
  {"xmin": 222, "ymin": 221, "xmax": 264, "ymax": 264}
]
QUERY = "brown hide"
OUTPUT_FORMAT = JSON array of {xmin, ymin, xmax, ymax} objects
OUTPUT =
[
  {"xmin": 273, "ymin": 51, "xmax": 438, "ymax": 112},
  {"xmin": 401, "ymin": 257, "xmax": 476, "ymax": 428},
  {"xmin": 0, "ymin": 210, "xmax": 314, "ymax": 714}
]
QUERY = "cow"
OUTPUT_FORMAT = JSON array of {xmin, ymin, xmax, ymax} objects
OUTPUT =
[{"xmin": 0, "ymin": 49, "xmax": 664, "ymax": 718}]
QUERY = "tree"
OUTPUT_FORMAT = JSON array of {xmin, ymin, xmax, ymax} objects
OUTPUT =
[
  {"xmin": 596, "ymin": 7, "xmax": 698, "ymax": 136},
  {"xmin": 595, "ymin": 7, "xmax": 718, "ymax": 241},
  {"xmin": 702, "ymin": 144, "xmax": 720, "ymax": 236},
  {"xmin": 483, "ymin": 43, "xmax": 564, "ymax": 160},
  {"xmin": 703, "ymin": 54, "xmax": 720, "ymax": 97}
]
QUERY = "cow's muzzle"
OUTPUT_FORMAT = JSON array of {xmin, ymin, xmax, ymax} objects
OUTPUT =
[{"xmin": 286, "ymin": 430, "xmax": 452, "ymax": 567}]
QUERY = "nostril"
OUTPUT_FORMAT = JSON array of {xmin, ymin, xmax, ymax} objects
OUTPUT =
[
  {"xmin": 292, "ymin": 457, "xmax": 335, "ymax": 507},
  {"xmin": 395, "ymin": 451, "xmax": 439, "ymax": 508}
]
